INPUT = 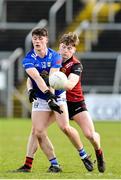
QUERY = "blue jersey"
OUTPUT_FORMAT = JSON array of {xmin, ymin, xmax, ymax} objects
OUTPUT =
[{"xmin": 22, "ymin": 48, "xmax": 64, "ymax": 100}]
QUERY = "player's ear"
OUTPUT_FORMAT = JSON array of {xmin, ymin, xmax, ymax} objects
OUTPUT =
[
  {"xmin": 59, "ymin": 44, "xmax": 61, "ymax": 48},
  {"xmin": 59, "ymin": 44, "xmax": 62, "ymax": 48}
]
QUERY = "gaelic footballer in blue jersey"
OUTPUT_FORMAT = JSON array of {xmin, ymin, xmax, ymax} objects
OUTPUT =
[
  {"xmin": 20, "ymin": 27, "xmax": 65, "ymax": 172},
  {"xmin": 23, "ymin": 47, "xmax": 64, "ymax": 99}
]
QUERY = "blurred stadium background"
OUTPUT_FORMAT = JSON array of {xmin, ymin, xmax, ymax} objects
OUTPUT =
[{"xmin": 0, "ymin": 0, "xmax": 121, "ymax": 121}]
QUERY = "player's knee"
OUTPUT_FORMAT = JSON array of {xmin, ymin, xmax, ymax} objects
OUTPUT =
[
  {"xmin": 35, "ymin": 128, "xmax": 45, "ymax": 138},
  {"xmin": 60, "ymin": 125, "xmax": 71, "ymax": 135},
  {"xmin": 85, "ymin": 131, "xmax": 100, "ymax": 142},
  {"xmin": 85, "ymin": 131, "xmax": 94, "ymax": 140}
]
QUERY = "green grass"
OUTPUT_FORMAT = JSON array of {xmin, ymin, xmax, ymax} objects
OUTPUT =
[{"xmin": 0, "ymin": 118, "xmax": 121, "ymax": 179}]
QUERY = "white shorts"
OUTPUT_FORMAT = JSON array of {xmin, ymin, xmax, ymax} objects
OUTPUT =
[{"xmin": 32, "ymin": 92, "xmax": 66, "ymax": 111}]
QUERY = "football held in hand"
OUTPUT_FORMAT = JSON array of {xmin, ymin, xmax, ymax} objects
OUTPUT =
[{"xmin": 49, "ymin": 71, "xmax": 68, "ymax": 90}]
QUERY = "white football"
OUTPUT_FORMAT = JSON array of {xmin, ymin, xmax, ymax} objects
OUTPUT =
[{"xmin": 49, "ymin": 71, "xmax": 68, "ymax": 90}]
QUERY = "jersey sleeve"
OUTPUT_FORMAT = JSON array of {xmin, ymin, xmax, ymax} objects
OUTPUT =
[
  {"xmin": 22, "ymin": 57, "xmax": 35, "ymax": 70},
  {"xmin": 71, "ymin": 63, "xmax": 83, "ymax": 76},
  {"xmin": 51, "ymin": 53, "xmax": 62, "ymax": 68}
]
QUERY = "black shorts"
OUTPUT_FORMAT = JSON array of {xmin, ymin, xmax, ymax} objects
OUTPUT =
[{"xmin": 67, "ymin": 100, "xmax": 87, "ymax": 120}]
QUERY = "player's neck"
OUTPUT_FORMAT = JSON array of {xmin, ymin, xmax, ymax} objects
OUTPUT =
[{"xmin": 34, "ymin": 48, "xmax": 48, "ymax": 58}]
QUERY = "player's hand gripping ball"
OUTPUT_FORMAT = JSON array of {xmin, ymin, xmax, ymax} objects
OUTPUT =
[{"xmin": 49, "ymin": 71, "xmax": 68, "ymax": 90}]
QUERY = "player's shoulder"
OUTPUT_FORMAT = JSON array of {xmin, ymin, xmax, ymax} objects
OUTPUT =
[
  {"xmin": 71, "ymin": 56, "xmax": 83, "ymax": 71},
  {"xmin": 71, "ymin": 56, "xmax": 80, "ymax": 64},
  {"xmin": 23, "ymin": 50, "xmax": 38, "ymax": 64},
  {"xmin": 25, "ymin": 49, "xmax": 36, "ymax": 59},
  {"xmin": 22, "ymin": 49, "xmax": 36, "ymax": 65}
]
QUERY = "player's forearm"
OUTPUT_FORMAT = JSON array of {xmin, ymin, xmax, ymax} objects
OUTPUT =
[
  {"xmin": 64, "ymin": 80, "xmax": 75, "ymax": 90},
  {"xmin": 65, "ymin": 73, "xmax": 79, "ymax": 90},
  {"xmin": 34, "ymin": 76, "xmax": 49, "ymax": 92},
  {"xmin": 26, "ymin": 68, "xmax": 49, "ymax": 93}
]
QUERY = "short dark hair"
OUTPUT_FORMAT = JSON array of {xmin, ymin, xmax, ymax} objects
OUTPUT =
[{"xmin": 32, "ymin": 28, "xmax": 48, "ymax": 37}]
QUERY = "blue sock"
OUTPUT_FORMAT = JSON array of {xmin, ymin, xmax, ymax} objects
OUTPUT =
[
  {"xmin": 49, "ymin": 157, "xmax": 59, "ymax": 166},
  {"xmin": 79, "ymin": 148, "xmax": 87, "ymax": 159}
]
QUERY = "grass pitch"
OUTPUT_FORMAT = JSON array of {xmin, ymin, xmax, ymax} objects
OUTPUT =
[{"xmin": 0, "ymin": 118, "xmax": 121, "ymax": 179}]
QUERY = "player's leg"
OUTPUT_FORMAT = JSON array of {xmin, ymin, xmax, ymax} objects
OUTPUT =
[
  {"xmin": 54, "ymin": 102, "xmax": 94, "ymax": 171},
  {"xmin": 26, "ymin": 127, "xmax": 38, "ymax": 158},
  {"xmin": 15, "ymin": 107, "xmax": 60, "ymax": 173},
  {"xmin": 31, "ymin": 106, "xmax": 61, "ymax": 173},
  {"xmin": 73, "ymin": 110, "xmax": 105, "ymax": 173},
  {"xmin": 26, "ymin": 113, "xmax": 55, "ymax": 157},
  {"xmin": 14, "ymin": 127, "xmax": 38, "ymax": 172},
  {"xmin": 30, "ymin": 98, "xmax": 61, "ymax": 172},
  {"xmin": 74, "ymin": 111, "xmax": 100, "ymax": 149},
  {"xmin": 25, "ymin": 113, "xmax": 55, "ymax": 158}
]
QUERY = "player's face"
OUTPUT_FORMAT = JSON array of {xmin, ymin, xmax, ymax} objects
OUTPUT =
[
  {"xmin": 32, "ymin": 35, "xmax": 48, "ymax": 51},
  {"xmin": 59, "ymin": 43, "xmax": 76, "ymax": 61}
]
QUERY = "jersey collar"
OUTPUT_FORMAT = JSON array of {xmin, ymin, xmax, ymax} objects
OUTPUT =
[
  {"xmin": 33, "ymin": 48, "xmax": 48, "ymax": 58},
  {"xmin": 62, "ymin": 56, "xmax": 73, "ymax": 64}
]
